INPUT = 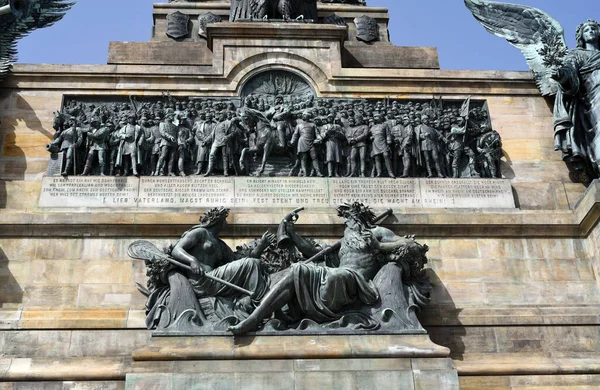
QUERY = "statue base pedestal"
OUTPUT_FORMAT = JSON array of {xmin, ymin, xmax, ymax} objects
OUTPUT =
[{"xmin": 127, "ymin": 334, "xmax": 458, "ymax": 389}]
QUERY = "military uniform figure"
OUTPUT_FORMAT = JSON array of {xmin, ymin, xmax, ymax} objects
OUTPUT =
[
  {"xmin": 154, "ymin": 110, "xmax": 179, "ymax": 176},
  {"xmin": 81, "ymin": 116, "xmax": 111, "ymax": 176},
  {"xmin": 48, "ymin": 117, "xmax": 82, "ymax": 176},
  {"xmin": 448, "ymin": 117, "xmax": 467, "ymax": 178},
  {"xmin": 177, "ymin": 122, "xmax": 194, "ymax": 177},
  {"xmin": 290, "ymin": 111, "xmax": 324, "ymax": 177},
  {"xmin": 416, "ymin": 115, "xmax": 445, "ymax": 178},
  {"xmin": 319, "ymin": 115, "xmax": 346, "ymax": 177},
  {"xmin": 267, "ymin": 95, "xmax": 294, "ymax": 150},
  {"xmin": 204, "ymin": 112, "xmax": 239, "ymax": 177},
  {"xmin": 392, "ymin": 115, "xmax": 415, "ymax": 178},
  {"xmin": 193, "ymin": 112, "xmax": 214, "ymax": 175},
  {"xmin": 228, "ymin": 118, "xmax": 248, "ymax": 177},
  {"xmin": 477, "ymin": 126, "xmax": 503, "ymax": 178},
  {"xmin": 345, "ymin": 114, "xmax": 370, "ymax": 177},
  {"xmin": 107, "ymin": 123, "xmax": 121, "ymax": 176},
  {"xmin": 137, "ymin": 114, "xmax": 156, "ymax": 176},
  {"xmin": 149, "ymin": 116, "xmax": 163, "ymax": 176},
  {"xmin": 183, "ymin": 108, "xmax": 197, "ymax": 131},
  {"xmin": 369, "ymin": 113, "xmax": 395, "ymax": 178},
  {"xmin": 116, "ymin": 113, "xmax": 141, "ymax": 176}
]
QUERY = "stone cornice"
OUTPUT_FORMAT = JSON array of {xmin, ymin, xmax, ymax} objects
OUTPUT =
[
  {"xmin": 206, "ymin": 22, "xmax": 347, "ymax": 49},
  {"xmin": 2, "ymin": 65, "xmax": 538, "ymax": 97},
  {"xmin": 0, "ymin": 180, "xmax": 598, "ymax": 238}
]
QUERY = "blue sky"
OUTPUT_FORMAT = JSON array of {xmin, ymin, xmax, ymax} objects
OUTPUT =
[{"xmin": 14, "ymin": 0, "xmax": 600, "ymax": 71}]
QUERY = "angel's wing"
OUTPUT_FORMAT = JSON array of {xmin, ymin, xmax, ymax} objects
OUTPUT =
[
  {"xmin": 465, "ymin": 0, "xmax": 567, "ymax": 96},
  {"xmin": 0, "ymin": 21, "xmax": 16, "ymax": 76},
  {"xmin": 0, "ymin": 0, "xmax": 75, "ymax": 79}
]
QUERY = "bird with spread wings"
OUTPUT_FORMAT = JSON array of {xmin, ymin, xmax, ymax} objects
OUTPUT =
[{"xmin": 0, "ymin": 0, "xmax": 75, "ymax": 79}]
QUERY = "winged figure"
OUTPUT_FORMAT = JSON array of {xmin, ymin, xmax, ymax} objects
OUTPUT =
[
  {"xmin": 465, "ymin": 0, "xmax": 600, "ymax": 183},
  {"xmin": 0, "ymin": 0, "xmax": 75, "ymax": 79}
]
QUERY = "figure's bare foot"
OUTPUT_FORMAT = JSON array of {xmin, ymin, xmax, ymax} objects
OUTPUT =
[{"xmin": 228, "ymin": 317, "xmax": 259, "ymax": 335}]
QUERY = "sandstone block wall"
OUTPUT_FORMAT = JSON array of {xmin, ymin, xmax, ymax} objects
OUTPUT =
[{"xmin": 1, "ymin": 15, "xmax": 599, "ymax": 388}]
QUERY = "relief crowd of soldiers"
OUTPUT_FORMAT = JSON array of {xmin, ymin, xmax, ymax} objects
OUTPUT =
[{"xmin": 47, "ymin": 94, "xmax": 503, "ymax": 179}]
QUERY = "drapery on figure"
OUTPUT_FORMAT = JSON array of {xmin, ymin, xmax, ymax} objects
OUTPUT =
[
  {"xmin": 552, "ymin": 21, "xmax": 600, "ymax": 179},
  {"xmin": 138, "ymin": 207, "xmax": 273, "ymax": 330},
  {"xmin": 465, "ymin": 0, "xmax": 600, "ymax": 183},
  {"xmin": 228, "ymin": 202, "xmax": 430, "ymax": 334}
]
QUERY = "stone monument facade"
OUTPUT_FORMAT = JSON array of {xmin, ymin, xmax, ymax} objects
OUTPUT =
[{"xmin": 0, "ymin": 1, "xmax": 599, "ymax": 389}]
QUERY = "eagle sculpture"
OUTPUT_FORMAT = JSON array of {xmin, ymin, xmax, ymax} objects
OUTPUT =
[{"xmin": 0, "ymin": 0, "xmax": 75, "ymax": 79}]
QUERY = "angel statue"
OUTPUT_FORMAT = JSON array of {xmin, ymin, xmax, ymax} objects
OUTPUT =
[{"xmin": 465, "ymin": 0, "xmax": 600, "ymax": 184}]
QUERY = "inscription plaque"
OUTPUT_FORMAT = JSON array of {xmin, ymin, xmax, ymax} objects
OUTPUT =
[
  {"xmin": 235, "ymin": 178, "xmax": 330, "ymax": 208},
  {"xmin": 39, "ymin": 177, "xmax": 516, "ymax": 209},
  {"xmin": 329, "ymin": 178, "xmax": 422, "ymax": 208},
  {"xmin": 39, "ymin": 176, "xmax": 139, "ymax": 208},
  {"xmin": 138, "ymin": 177, "xmax": 235, "ymax": 208},
  {"xmin": 420, "ymin": 178, "xmax": 515, "ymax": 208}
]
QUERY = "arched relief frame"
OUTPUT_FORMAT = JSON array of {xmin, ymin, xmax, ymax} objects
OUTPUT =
[
  {"xmin": 239, "ymin": 69, "xmax": 317, "ymax": 107},
  {"xmin": 227, "ymin": 52, "xmax": 330, "ymax": 97}
]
